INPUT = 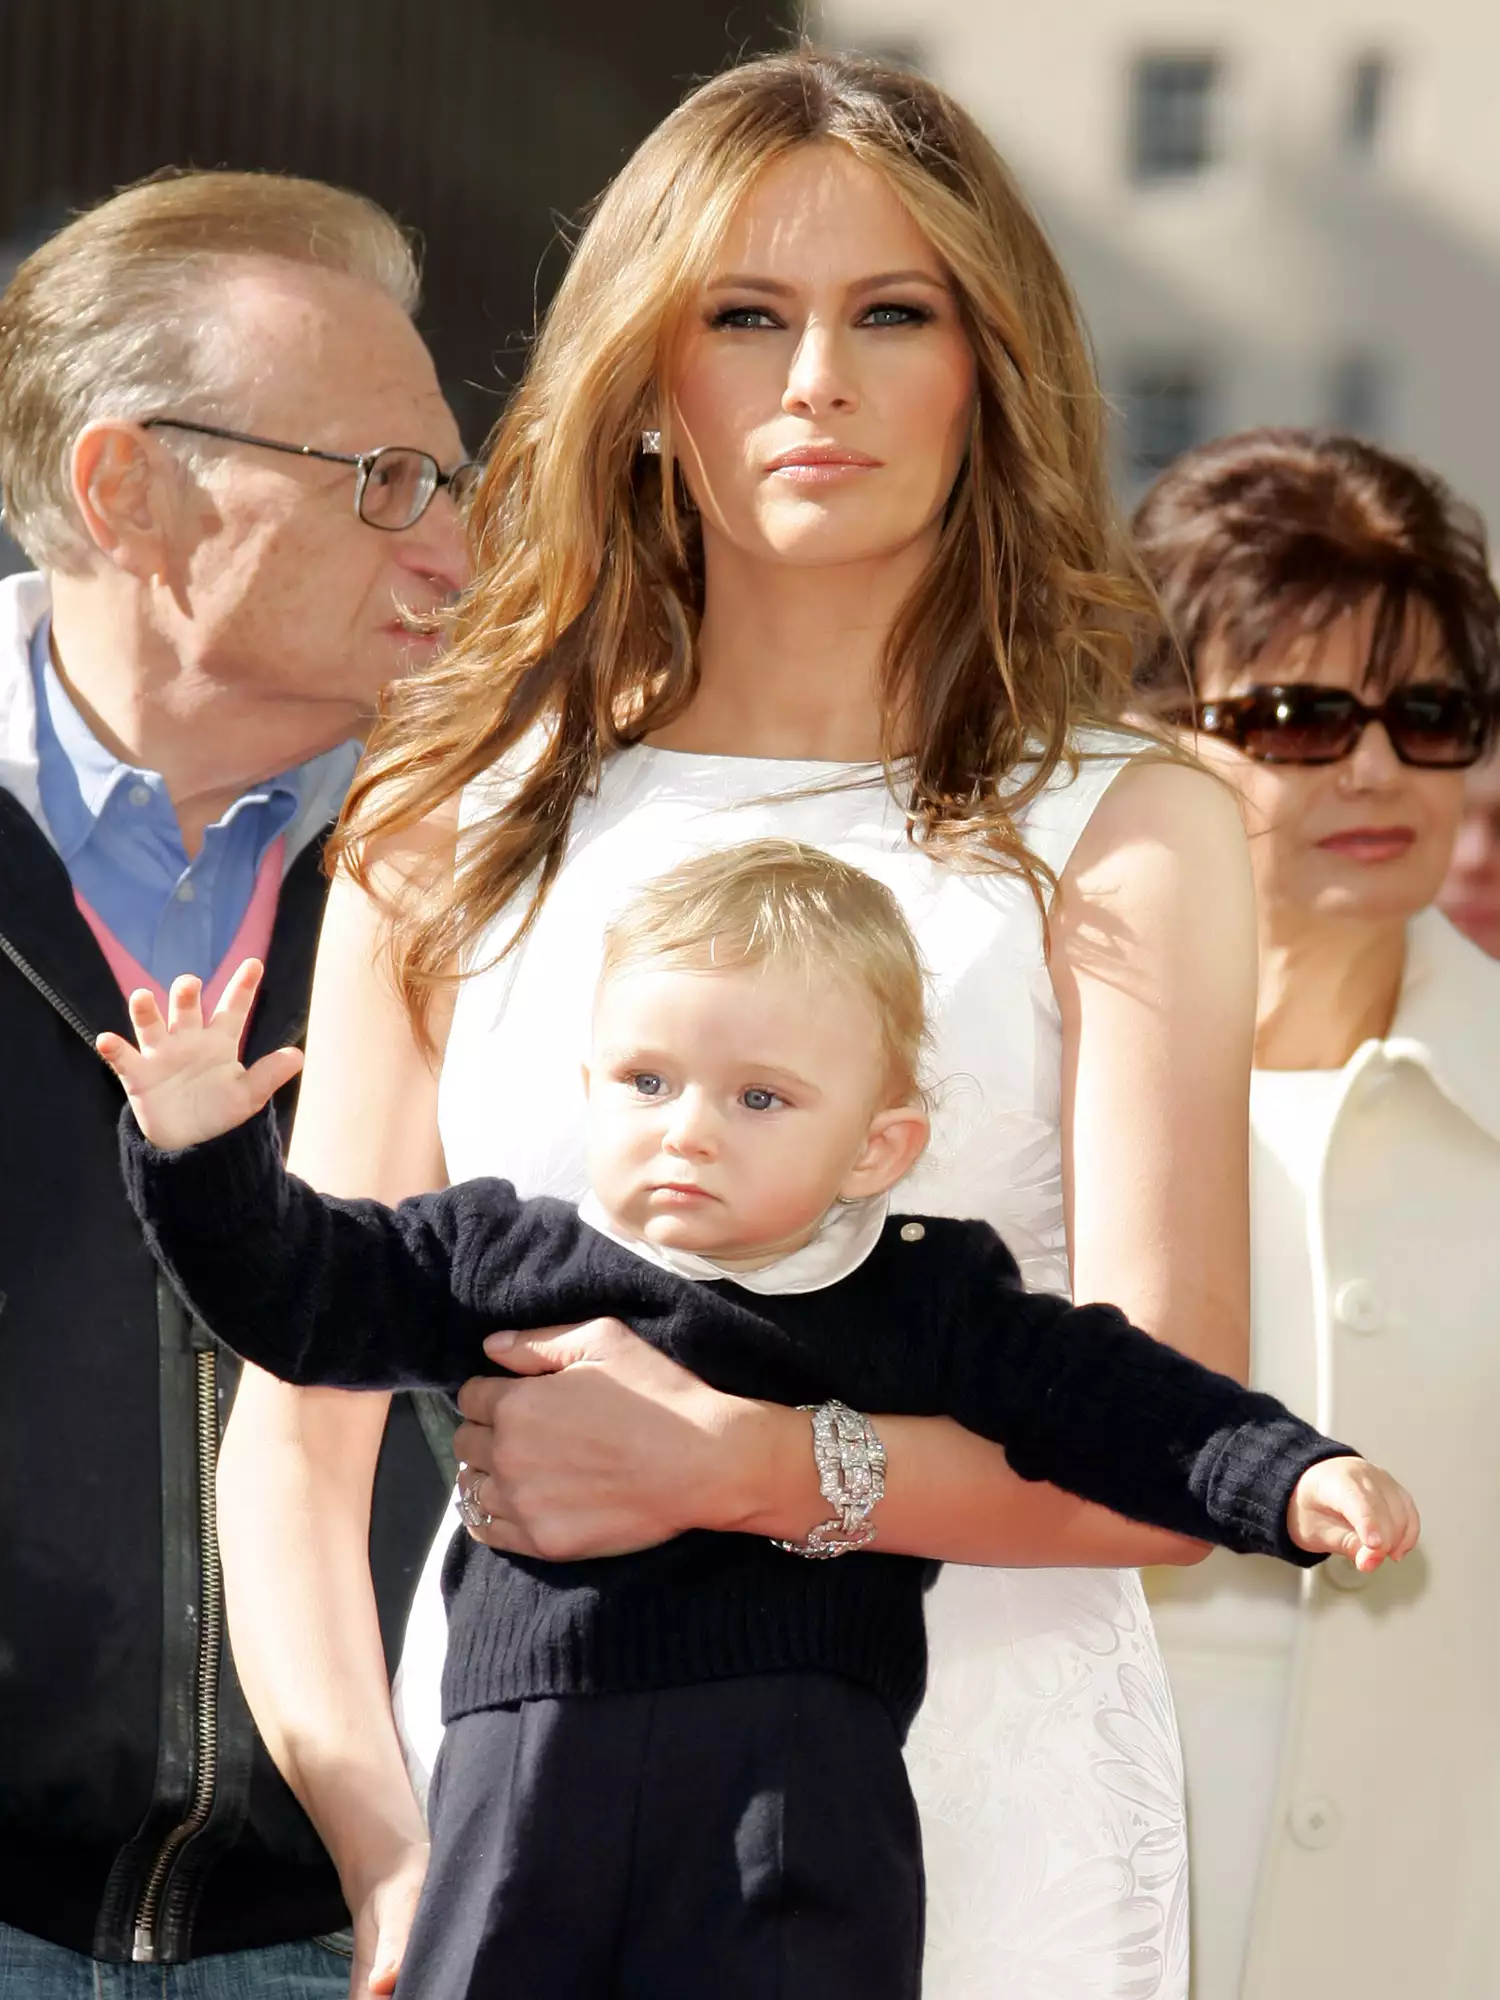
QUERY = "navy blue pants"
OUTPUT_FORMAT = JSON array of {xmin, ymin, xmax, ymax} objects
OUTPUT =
[{"xmin": 398, "ymin": 1673, "xmax": 924, "ymax": 1999}]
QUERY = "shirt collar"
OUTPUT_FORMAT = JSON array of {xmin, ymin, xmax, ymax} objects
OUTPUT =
[
  {"xmin": 28, "ymin": 609, "xmax": 358, "ymax": 864},
  {"xmin": 283, "ymin": 736, "xmax": 361, "ymax": 861},
  {"xmin": 30, "ymin": 615, "xmax": 135, "ymax": 856},
  {"xmin": 0, "ymin": 571, "xmax": 53, "ymax": 830},
  {"xmin": 1368, "ymin": 906, "xmax": 1500, "ymax": 1147},
  {"xmin": 577, "ymin": 1189, "xmax": 890, "ymax": 1295}
]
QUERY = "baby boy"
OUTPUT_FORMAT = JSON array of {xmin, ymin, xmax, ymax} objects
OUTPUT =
[{"xmin": 104, "ymin": 839, "xmax": 1418, "ymax": 2000}]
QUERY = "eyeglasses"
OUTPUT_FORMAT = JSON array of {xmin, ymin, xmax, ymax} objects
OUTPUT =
[
  {"xmin": 1170, "ymin": 682, "xmax": 1489, "ymax": 769},
  {"xmin": 143, "ymin": 418, "xmax": 479, "ymax": 531}
]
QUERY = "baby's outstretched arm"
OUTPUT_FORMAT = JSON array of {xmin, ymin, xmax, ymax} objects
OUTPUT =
[
  {"xmin": 1287, "ymin": 1457, "xmax": 1421, "ymax": 1572},
  {"xmin": 97, "ymin": 960, "xmax": 304, "ymax": 1150},
  {"xmin": 926, "ymin": 1227, "xmax": 1421, "ymax": 1569},
  {"xmin": 117, "ymin": 1061, "xmax": 603, "ymax": 1396}
]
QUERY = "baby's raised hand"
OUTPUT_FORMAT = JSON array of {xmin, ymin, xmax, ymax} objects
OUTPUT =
[
  {"xmin": 97, "ymin": 959, "xmax": 304, "ymax": 1152},
  {"xmin": 1286, "ymin": 1456, "xmax": 1421, "ymax": 1573}
]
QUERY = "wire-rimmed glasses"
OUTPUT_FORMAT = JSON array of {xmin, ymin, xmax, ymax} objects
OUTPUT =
[{"xmin": 143, "ymin": 418, "xmax": 479, "ymax": 531}]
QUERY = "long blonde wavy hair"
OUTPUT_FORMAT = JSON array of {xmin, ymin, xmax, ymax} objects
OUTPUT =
[{"xmin": 335, "ymin": 48, "xmax": 1156, "ymax": 1042}]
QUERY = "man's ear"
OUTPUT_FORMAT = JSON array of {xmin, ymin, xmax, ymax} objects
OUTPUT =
[
  {"xmin": 69, "ymin": 420, "xmax": 181, "ymax": 579},
  {"xmin": 838, "ymin": 1102, "xmax": 930, "ymax": 1203}
]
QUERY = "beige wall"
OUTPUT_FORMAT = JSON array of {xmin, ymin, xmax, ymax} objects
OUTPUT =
[{"xmin": 816, "ymin": 0, "xmax": 1500, "ymax": 526}]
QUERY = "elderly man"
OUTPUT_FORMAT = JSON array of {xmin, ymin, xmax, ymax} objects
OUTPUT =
[{"xmin": 0, "ymin": 172, "xmax": 468, "ymax": 1996}]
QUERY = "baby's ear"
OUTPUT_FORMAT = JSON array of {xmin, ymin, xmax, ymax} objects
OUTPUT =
[
  {"xmin": 579, "ymin": 1060, "xmax": 593, "ymax": 1101},
  {"xmin": 840, "ymin": 1103, "xmax": 930, "ymax": 1202}
]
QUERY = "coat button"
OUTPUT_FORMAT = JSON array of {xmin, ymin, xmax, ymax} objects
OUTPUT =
[
  {"xmin": 1321, "ymin": 1556, "xmax": 1373, "ymax": 1593},
  {"xmin": 1332, "ymin": 1280, "xmax": 1384, "ymax": 1334},
  {"xmin": 900, "ymin": 1222, "xmax": 925, "ymax": 1243},
  {"xmin": 1287, "ymin": 1795, "xmax": 1342, "ymax": 1849}
]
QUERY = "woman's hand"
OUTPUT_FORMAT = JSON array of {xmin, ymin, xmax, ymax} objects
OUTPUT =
[
  {"xmin": 344, "ymin": 1836, "xmax": 429, "ymax": 1997},
  {"xmin": 453, "ymin": 1319, "xmax": 821, "ymax": 1559},
  {"xmin": 452, "ymin": 1321, "xmax": 1212, "ymax": 1568}
]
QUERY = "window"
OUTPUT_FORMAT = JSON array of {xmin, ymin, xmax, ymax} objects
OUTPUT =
[
  {"xmin": 1129, "ymin": 54, "xmax": 1221, "ymax": 183},
  {"xmin": 1119, "ymin": 363, "xmax": 1213, "ymax": 481},
  {"xmin": 1329, "ymin": 353, "xmax": 1386, "ymax": 438},
  {"xmin": 1345, "ymin": 55, "xmax": 1390, "ymax": 155}
]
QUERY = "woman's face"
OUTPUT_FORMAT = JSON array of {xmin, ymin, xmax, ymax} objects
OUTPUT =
[
  {"xmin": 1195, "ymin": 601, "xmax": 1469, "ymax": 933},
  {"xmin": 668, "ymin": 142, "xmax": 977, "ymax": 572}
]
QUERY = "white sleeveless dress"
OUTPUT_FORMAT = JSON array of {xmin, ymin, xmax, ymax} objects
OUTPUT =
[{"xmin": 399, "ymin": 733, "xmax": 1189, "ymax": 2000}]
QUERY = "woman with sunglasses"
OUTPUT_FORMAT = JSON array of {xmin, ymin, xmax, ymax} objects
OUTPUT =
[{"xmin": 1133, "ymin": 428, "xmax": 1500, "ymax": 2000}]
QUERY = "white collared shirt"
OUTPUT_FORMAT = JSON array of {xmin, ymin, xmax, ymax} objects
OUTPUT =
[{"xmin": 575, "ymin": 1189, "xmax": 890, "ymax": 1296}]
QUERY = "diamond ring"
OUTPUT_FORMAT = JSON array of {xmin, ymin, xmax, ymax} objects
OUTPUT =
[{"xmin": 454, "ymin": 1464, "xmax": 494, "ymax": 1533}]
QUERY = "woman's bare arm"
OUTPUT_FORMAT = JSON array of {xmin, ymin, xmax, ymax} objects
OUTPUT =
[
  {"xmin": 216, "ymin": 810, "xmax": 456, "ymax": 1993},
  {"xmin": 458, "ymin": 757, "xmax": 1257, "ymax": 1568},
  {"xmin": 1053, "ymin": 757, "xmax": 1254, "ymax": 1372}
]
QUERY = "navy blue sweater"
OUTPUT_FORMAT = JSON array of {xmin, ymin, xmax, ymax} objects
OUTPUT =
[{"xmin": 123, "ymin": 1110, "xmax": 1349, "ymax": 1737}]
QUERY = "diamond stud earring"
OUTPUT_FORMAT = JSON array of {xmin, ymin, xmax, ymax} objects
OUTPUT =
[{"xmin": 640, "ymin": 429, "xmax": 662, "ymax": 456}]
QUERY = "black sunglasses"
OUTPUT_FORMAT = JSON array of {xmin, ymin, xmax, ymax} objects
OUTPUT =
[
  {"xmin": 1170, "ymin": 682, "xmax": 1488, "ymax": 769},
  {"xmin": 143, "ymin": 418, "xmax": 478, "ymax": 531}
]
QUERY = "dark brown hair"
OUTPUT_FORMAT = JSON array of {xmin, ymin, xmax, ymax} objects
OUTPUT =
[
  {"xmin": 1131, "ymin": 428, "xmax": 1500, "ymax": 728},
  {"xmin": 332, "ymin": 48, "xmax": 1155, "ymax": 1043}
]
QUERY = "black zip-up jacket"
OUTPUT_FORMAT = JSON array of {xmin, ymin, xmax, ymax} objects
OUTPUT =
[
  {"xmin": 125, "ymin": 1107, "xmax": 1353, "ymax": 1741},
  {"xmin": 0, "ymin": 788, "xmax": 448, "ymax": 1965}
]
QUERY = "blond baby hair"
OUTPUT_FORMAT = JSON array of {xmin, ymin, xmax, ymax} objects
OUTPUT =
[{"xmin": 600, "ymin": 841, "xmax": 928, "ymax": 1105}]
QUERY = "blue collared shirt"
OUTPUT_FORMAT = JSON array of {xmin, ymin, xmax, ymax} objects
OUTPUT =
[{"xmin": 31, "ymin": 619, "xmax": 360, "ymax": 986}]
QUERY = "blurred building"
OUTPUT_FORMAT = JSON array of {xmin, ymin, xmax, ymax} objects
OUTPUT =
[
  {"xmin": 0, "ymin": 0, "xmax": 794, "ymax": 572},
  {"xmin": 817, "ymin": 0, "xmax": 1500, "ymax": 526}
]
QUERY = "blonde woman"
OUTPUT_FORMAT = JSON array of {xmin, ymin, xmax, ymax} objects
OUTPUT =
[{"xmin": 217, "ymin": 53, "xmax": 1256, "ymax": 1999}]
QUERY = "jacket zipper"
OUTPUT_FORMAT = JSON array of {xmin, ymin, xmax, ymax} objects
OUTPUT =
[
  {"xmin": 0, "ymin": 926, "xmax": 98, "ymax": 1051},
  {"xmin": 133, "ymin": 1344, "xmax": 224, "ymax": 1963},
  {"xmin": 0, "ymin": 925, "xmax": 225, "ymax": 1964}
]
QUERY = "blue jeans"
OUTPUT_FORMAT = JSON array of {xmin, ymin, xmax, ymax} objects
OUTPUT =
[{"xmin": 0, "ymin": 1921, "xmax": 352, "ymax": 1998}]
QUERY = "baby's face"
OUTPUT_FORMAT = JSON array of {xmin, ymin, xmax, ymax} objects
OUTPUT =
[{"xmin": 584, "ymin": 958, "xmax": 917, "ymax": 1266}]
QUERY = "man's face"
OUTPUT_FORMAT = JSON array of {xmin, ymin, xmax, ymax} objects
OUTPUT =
[{"xmin": 159, "ymin": 258, "xmax": 470, "ymax": 739}]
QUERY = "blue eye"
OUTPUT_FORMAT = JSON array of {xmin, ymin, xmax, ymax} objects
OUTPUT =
[
  {"xmin": 861, "ymin": 302, "xmax": 933, "ymax": 328},
  {"xmin": 741, "ymin": 1087, "xmax": 783, "ymax": 1112},
  {"xmin": 709, "ymin": 306, "xmax": 782, "ymax": 331},
  {"xmin": 631, "ymin": 1072, "xmax": 666, "ymax": 1098}
]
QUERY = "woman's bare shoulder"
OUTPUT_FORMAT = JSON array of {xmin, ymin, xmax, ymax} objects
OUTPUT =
[
  {"xmin": 347, "ymin": 791, "xmax": 462, "ymax": 901},
  {"xmin": 1059, "ymin": 754, "xmax": 1246, "ymax": 899},
  {"xmin": 289, "ymin": 794, "xmax": 460, "ymax": 1197},
  {"xmin": 1051, "ymin": 755, "xmax": 1255, "ymax": 1011}
]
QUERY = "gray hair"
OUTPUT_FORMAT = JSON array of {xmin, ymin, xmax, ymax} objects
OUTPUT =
[{"xmin": 0, "ymin": 169, "xmax": 421, "ymax": 570}]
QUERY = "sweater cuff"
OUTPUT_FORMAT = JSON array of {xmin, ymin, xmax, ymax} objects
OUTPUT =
[
  {"xmin": 119, "ymin": 1102, "xmax": 286, "ymax": 1235},
  {"xmin": 1207, "ymin": 1420, "xmax": 1356, "ymax": 1567}
]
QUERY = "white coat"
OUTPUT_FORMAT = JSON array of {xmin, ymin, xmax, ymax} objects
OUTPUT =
[{"xmin": 1149, "ymin": 907, "xmax": 1500, "ymax": 1999}]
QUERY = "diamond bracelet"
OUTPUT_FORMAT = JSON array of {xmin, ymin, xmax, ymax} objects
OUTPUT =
[{"xmin": 772, "ymin": 1400, "xmax": 887, "ymax": 1559}]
